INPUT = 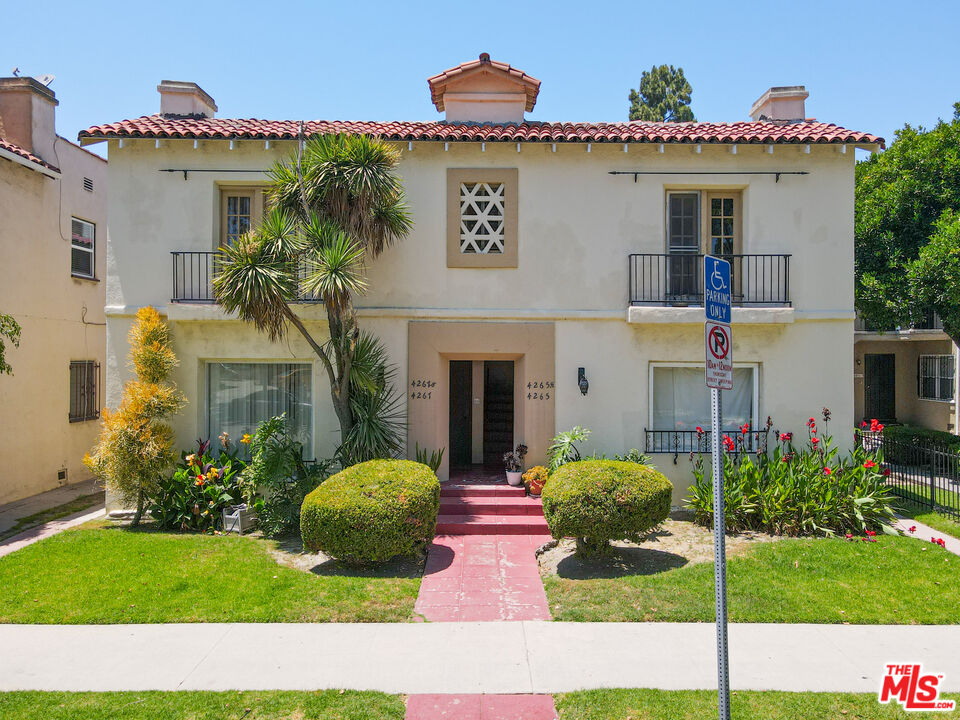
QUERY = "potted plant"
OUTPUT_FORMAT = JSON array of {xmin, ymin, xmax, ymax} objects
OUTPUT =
[
  {"xmin": 503, "ymin": 443, "xmax": 528, "ymax": 485},
  {"xmin": 522, "ymin": 465, "xmax": 548, "ymax": 496}
]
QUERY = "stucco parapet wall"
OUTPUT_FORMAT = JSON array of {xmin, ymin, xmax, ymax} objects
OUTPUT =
[
  {"xmin": 627, "ymin": 306, "xmax": 796, "ymax": 325},
  {"xmin": 355, "ymin": 307, "xmax": 624, "ymax": 321}
]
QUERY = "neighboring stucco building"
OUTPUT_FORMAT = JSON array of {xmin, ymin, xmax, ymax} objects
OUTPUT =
[
  {"xmin": 0, "ymin": 76, "xmax": 107, "ymax": 505},
  {"xmin": 854, "ymin": 313, "xmax": 958, "ymax": 432},
  {"xmin": 81, "ymin": 56, "xmax": 882, "ymax": 504}
]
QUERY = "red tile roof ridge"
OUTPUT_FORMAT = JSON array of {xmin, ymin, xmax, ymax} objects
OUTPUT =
[{"xmin": 78, "ymin": 115, "xmax": 884, "ymax": 148}]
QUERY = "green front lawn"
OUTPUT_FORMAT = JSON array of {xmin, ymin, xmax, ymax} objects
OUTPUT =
[
  {"xmin": 557, "ymin": 689, "xmax": 960, "ymax": 720},
  {"xmin": 544, "ymin": 535, "xmax": 960, "ymax": 623},
  {"xmin": 0, "ymin": 691, "xmax": 404, "ymax": 720},
  {"xmin": 0, "ymin": 522, "xmax": 419, "ymax": 623}
]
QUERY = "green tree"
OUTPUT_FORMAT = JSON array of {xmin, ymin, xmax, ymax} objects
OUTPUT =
[
  {"xmin": 855, "ymin": 102, "xmax": 960, "ymax": 344},
  {"xmin": 84, "ymin": 307, "xmax": 184, "ymax": 526},
  {"xmin": 0, "ymin": 313, "xmax": 21, "ymax": 375},
  {"xmin": 214, "ymin": 133, "xmax": 412, "ymax": 460},
  {"xmin": 628, "ymin": 65, "xmax": 695, "ymax": 122}
]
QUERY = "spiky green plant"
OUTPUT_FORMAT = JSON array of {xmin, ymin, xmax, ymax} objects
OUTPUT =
[{"xmin": 213, "ymin": 133, "xmax": 412, "ymax": 453}]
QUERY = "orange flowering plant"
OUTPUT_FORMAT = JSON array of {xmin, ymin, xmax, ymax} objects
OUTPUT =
[{"xmin": 149, "ymin": 436, "xmax": 244, "ymax": 532}]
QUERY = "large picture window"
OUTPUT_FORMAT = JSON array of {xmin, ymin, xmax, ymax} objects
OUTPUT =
[
  {"xmin": 207, "ymin": 362, "xmax": 313, "ymax": 456},
  {"xmin": 919, "ymin": 354, "xmax": 955, "ymax": 401},
  {"xmin": 649, "ymin": 364, "xmax": 757, "ymax": 452}
]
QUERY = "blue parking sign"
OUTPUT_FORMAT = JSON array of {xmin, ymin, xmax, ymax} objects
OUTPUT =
[{"xmin": 704, "ymin": 255, "xmax": 731, "ymax": 324}]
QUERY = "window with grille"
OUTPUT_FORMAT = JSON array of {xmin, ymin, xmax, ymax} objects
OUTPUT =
[
  {"xmin": 71, "ymin": 218, "xmax": 95, "ymax": 278},
  {"xmin": 460, "ymin": 182, "xmax": 505, "ymax": 254},
  {"xmin": 446, "ymin": 169, "xmax": 518, "ymax": 268},
  {"xmin": 919, "ymin": 354, "xmax": 955, "ymax": 401},
  {"xmin": 69, "ymin": 361, "xmax": 100, "ymax": 422}
]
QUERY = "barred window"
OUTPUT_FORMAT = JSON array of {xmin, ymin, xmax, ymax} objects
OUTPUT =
[
  {"xmin": 919, "ymin": 354, "xmax": 955, "ymax": 401},
  {"xmin": 69, "ymin": 361, "xmax": 100, "ymax": 422},
  {"xmin": 71, "ymin": 218, "xmax": 95, "ymax": 278}
]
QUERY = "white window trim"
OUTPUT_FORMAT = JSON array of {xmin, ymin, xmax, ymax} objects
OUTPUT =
[
  {"xmin": 70, "ymin": 217, "xmax": 96, "ymax": 279},
  {"xmin": 918, "ymin": 354, "xmax": 955, "ymax": 403},
  {"xmin": 647, "ymin": 361, "xmax": 760, "ymax": 430}
]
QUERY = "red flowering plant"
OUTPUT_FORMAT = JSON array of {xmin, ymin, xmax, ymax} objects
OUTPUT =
[
  {"xmin": 688, "ymin": 407, "xmax": 897, "ymax": 536},
  {"xmin": 148, "ymin": 435, "xmax": 245, "ymax": 532}
]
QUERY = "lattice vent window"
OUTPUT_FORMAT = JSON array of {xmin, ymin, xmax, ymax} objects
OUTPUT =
[{"xmin": 460, "ymin": 182, "xmax": 505, "ymax": 254}]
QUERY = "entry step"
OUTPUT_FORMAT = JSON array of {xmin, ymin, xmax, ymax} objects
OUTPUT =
[
  {"xmin": 435, "ymin": 514, "xmax": 550, "ymax": 535},
  {"xmin": 441, "ymin": 483, "xmax": 526, "ymax": 498},
  {"xmin": 440, "ymin": 496, "xmax": 543, "ymax": 516}
]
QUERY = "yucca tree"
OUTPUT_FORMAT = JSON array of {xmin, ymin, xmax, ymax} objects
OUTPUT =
[{"xmin": 214, "ymin": 133, "xmax": 412, "ymax": 454}]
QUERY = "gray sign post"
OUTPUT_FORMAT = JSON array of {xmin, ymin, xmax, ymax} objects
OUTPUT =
[{"xmin": 704, "ymin": 255, "xmax": 732, "ymax": 720}]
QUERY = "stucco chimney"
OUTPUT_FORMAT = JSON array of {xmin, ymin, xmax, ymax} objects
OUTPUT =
[
  {"xmin": 428, "ymin": 54, "xmax": 540, "ymax": 124},
  {"xmin": 0, "ymin": 77, "xmax": 58, "ymax": 165},
  {"xmin": 158, "ymin": 80, "xmax": 217, "ymax": 117},
  {"xmin": 749, "ymin": 86, "xmax": 809, "ymax": 122}
]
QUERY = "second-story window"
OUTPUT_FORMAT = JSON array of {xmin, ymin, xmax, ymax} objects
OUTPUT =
[
  {"xmin": 219, "ymin": 187, "xmax": 265, "ymax": 247},
  {"xmin": 71, "ymin": 218, "xmax": 95, "ymax": 279},
  {"xmin": 447, "ymin": 168, "xmax": 518, "ymax": 268}
]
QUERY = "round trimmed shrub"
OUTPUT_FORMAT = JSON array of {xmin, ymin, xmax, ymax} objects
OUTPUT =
[
  {"xmin": 300, "ymin": 459, "xmax": 440, "ymax": 564},
  {"xmin": 541, "ymin": 460, "xmax": 672, "ymax": 556}
]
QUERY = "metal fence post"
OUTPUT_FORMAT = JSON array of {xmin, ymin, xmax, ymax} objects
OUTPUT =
[{"xmin": 929, "ymin": 446, "xmax": 937, "ymax": 509}]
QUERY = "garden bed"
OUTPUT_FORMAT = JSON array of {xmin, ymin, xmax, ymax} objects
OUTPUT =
[
  {"xmin": 0, "ymin": 520, "xmax": 421, "ymax": 624},
  {"xmin": 541, "ymin": 518, "xmax": 960, "ymax": 624}
]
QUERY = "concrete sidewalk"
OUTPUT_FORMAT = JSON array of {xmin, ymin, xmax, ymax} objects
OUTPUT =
[{"xmin": 1, "ymin": 622, "xmax": 957, "ymax": 694}]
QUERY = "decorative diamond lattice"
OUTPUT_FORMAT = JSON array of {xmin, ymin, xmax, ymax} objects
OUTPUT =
[{"xmin": 460, "ymin": 182, "xmax": 505, "ymax": 254}]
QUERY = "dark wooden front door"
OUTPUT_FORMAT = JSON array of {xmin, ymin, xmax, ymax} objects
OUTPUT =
[
  {"xmin": 449, "ymin": 361, "xmax": 473, "ymax": 468},
  {"xmin": 864, "ymin": 353, "xmax": 896, "ymax": 422},
  {"xmin": 483, "ymin": 361, "xmax": 514, "ymax": 465}
]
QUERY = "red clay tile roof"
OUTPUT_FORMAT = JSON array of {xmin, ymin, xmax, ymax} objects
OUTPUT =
[
  {"xmin": 78, "ymin": 115, "xmax": 884, "ymax": 147},
  {"xmin": 0, "ymin": 137, "xmax": 60, "ymax": 172},
  {"xmin": 427, "ymin": 53, "xmax": 541, "ymax": 112}
]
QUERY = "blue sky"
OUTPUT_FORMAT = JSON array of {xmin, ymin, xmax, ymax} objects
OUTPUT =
[{"xmin": 5, "ymin": 0, "xmax": 958, "ymax": 158}]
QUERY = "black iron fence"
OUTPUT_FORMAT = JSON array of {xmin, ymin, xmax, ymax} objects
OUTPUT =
[
  {"xmin": 171, "ymin": 251, "xmax": 323, "ymax": 303},
  {"xmin": 629, "ymin": 253, "xmax": 791, "ymax": 307},
  {"xmin": 859, "ymin": 430, "xmax": 960, "ymax": 522},
  {"xmin": 645, "ymin": 428, "xmax": 768, "ymax": 463}
]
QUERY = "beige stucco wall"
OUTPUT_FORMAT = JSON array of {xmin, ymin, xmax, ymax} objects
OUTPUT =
[
  {"xmin": 0, "ymin": 139, "xmax": 107, "ymax": 504},
  {"xmin": 854, "ymin": 334, "xmax": 956, "ymax": 432},
  {"xmin": 100, "ymin": 136, "xmax": 858, "ymax": 507}
]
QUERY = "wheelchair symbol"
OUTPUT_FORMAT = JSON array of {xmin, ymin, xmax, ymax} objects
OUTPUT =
[{"xmin": 710, "ymin": 262, "xmax": 728, "ymax": 291}]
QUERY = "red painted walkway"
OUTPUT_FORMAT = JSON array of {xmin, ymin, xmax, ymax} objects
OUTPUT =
[
  {"xmin": 406, "ymin": 694, "xmax": 557, "ymax": 720},
  {"xmin": 407, "ymin": 479, "xmax": 557, "ymax": 718},
  {"xmin": 416, "ymin": 482, "xmax": 551, "ymax": 622}
]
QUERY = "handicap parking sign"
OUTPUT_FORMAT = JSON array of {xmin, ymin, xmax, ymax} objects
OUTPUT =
[{"xmin": 704, "ymin": 255, "xmax": 731, "ymax": 324}]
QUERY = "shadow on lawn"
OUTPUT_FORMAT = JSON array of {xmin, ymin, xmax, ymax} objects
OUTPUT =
[
  {"xmin": 273, "ymin": 535, "xmax": 424, "ymax": 579},
  {"xmin": 554, "ymin": 545, "xmax": 689, "ymax": 579}
]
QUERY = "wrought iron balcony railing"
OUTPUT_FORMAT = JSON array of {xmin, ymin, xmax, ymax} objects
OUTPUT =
[
  {"xmin": 628, "ymin": 253, "xmax": 791, "ymax": 307},
  {"xmin": 645, "ymin": 428, "xmax": 769, "ymax": 463},
  {"xmin": 171, "ymin": 251, "xmax": 322, "ymax": 304}
]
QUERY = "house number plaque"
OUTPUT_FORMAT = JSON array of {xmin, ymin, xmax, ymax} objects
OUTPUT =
[
  {"xmin": 526, "ymin": 379, "xmax": 554, "ymax": 401},
  {"xmin": 410, "ymin": 378, "xmax": 436, "ymax": 400}
]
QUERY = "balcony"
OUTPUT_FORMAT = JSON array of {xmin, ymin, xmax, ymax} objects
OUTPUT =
[
  {"xmin": 855, "ymin": 310, "xmax": 944, "ymax": 332},
  {"xmin": 629, "ymin": 253, "xmax": 791, "ymax": 307},
  {"xmin": 171, "ymin": 251, "xmax": 322, "ymax": 304}
]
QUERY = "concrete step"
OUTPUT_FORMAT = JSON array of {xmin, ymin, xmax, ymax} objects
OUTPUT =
[
  {"xmin": 439, "ymin": 496, "xmax": 543, "ymax": 516},
  {"xmin": 441, "ymin": 483, "xmax": 526, "ymax": 498},
  {"xmin": 435, "ymin": 514, "xmax": 550, "ymax": 535}
]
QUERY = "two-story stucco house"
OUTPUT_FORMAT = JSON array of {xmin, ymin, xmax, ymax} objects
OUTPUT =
[
  {"xmin": 0, "ymin": 76, "xmax": 107, "ymax": 505},
  {"xmin": 80, "ymin": 55, "xmax": 882, "ymax": 503}
]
